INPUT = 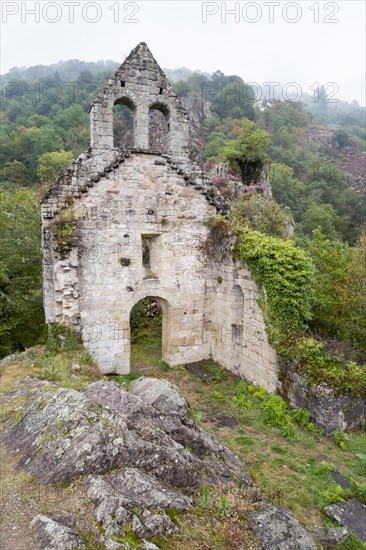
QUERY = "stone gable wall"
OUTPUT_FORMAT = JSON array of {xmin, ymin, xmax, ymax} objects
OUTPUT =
[{"xmin": 41, "ymin": 43, "xmax": 279, "ymax": 392}]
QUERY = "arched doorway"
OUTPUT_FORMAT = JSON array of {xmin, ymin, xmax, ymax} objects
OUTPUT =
[
  {"xmin": 113, "ymin": 98, "xmax": 136, "ymax": 148},
  {"xmin": 148, "ymin": 103, "xmax": 170, "ymax": 152},
  {"xmin": 129, "ymin": 296, "xmax": 169, "ymax": 370}
]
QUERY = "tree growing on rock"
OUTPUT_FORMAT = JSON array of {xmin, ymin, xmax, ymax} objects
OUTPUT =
[{"xmin": 219, "ymin": 119, "xmax": 272, "ymax": 185}]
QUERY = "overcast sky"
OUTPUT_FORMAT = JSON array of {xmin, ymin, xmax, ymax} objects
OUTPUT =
[{"xmin": 1, "ymin": 0, "xmax": 365, "ymax": 104}]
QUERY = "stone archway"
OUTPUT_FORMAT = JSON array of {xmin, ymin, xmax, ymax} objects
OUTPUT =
[
  {"xmin": 128, "ymin": 294, "xmax": 171, "ymax": 371},
  {"xmin": 113, "ymin": 97, "xmax": 136, "ymax": 148},
  {"xmin": 148, "ymin": 102, "xmax": 171, "ymax": 152}
]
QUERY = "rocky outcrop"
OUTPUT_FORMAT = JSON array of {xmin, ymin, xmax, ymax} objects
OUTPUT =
[
  {"xmin": 248, "ymin": 506, "xmax": 318, "ymax": 549},
  {"xmin": 30, "ymin": 512, "xmax": 86, "ymax": 550},
  {"xmin": 280, "ymin": 368, "xmax": 366, "ymax": 435},
  {"xmin": 3, "ymin": 378, "xmax": 250, "ymax": 489},
  {"xmin": 2, "ymin": 377, "xmax": 326, "ymax": 549},
  {"xmin": 307, "ymin": 526, "xmax": 349, "ymax": 547},
  {"xmin": 324, "ymin": 500, "xmax": 366, "ymax": 544}
]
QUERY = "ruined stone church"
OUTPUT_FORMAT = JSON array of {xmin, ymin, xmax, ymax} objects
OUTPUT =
[{"xmin": 42, "ymin": 42, "xmax": 278, "ymax": 392}]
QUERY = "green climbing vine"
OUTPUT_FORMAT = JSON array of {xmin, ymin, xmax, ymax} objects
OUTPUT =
[{"xmin": 235, "ymin": 228, "xmax": 315, "ymax": 337}]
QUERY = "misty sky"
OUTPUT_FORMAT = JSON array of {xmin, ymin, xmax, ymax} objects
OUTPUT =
[{"xmin": 1, "ymin": 0, "xmax": 365, "ymax": 104}]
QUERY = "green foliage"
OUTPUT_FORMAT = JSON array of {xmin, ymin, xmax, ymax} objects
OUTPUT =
[
  {"xmin": 45, "ymin": 324, "xmax": 82, "ymax": 353},
  {"xmin": 190, "ymin": 407, "xmax": 205, "ymax": 422},
  {"xmin": 260, "ymin": 395, "xmax": 291, "ymax": 426},
  {"xmin": 200, "ymin": 484, "xmax": 212, "ymax": 509},
  {"xmin": 211, "ymin": 390, "xmax": 225, "ymax": 402},
  {"xmin": 235, "ymin": 229, "xmax": 315, "ymax": 335},
  {"xmin": 173, "ymin": 80, "xmax": 191, "ymax": 97},
  {"xmin": 158, "ymin": 359, "xmax": 171, "ymax": 371},
  {"xmin": 218, "ymin": 494, "xmax": 229, "ymax": 517},
  {"xmin": 165, "ymin": 508, "xmax": 180, "ymax": 526},
  {"xmin": 231, "ymin": 194, "xmax": 292, "ymax": 238},
  {"xmin": 286, "ymin": 337, "xmax": 366, "ymax": 398},
  {"xmin": 205, "ymin": 71, "xmax": 255, "ymax": 121},
  {"xmin": 289, "ymin": 407, "xmax": 311, "ymax": 427},
  {"xmin": 0, "ymin": 188, "xmax": 44, "ymax": 357},
  {"xmin": 112, "ymin": 373, "xmax": 141, "ymax": 386},
  {"xmin": 34, "ymin": 324, "xmax": 89, "ymax": 389},
  {"xmin": 351, "ymin": 480, "xmax": 366, "ymax": 505},
  {"xmin": 233, "ymin": 379, "xmax": 315, "ymax": 438},
  {"xmin": 258, "ymin": 100, "xmax": 317, "ymax": 183},
  {"xmin": 130, "ymin": 297, "xmax": 162, "ymax": 335},
  {"xmin": 333, "ymin": 430, "xmax": 350, "ymax": 450},
  {"xmin": 337, "ymin": 232, "xmax": 366, "ymax": 352},
  {"xmin": 204, "ymin": 117, "xmax": 242, "ymax": 159},
  {"xmin": 306, "ymin": 228, "xmax": 351, "ymax": 336},
  {"xmin": 0, "ymin": 160, "xmax": 27, "ymax": 188},
  {"xmin": 269, "ymin": 163, "xmax": 305, "ymax": 221},
  {"xmin": 130, "ymin": 299, "xmax": 147, "ymax": 333},
  {"xmin": 52, "ymin": 207, "xmax": 77, "ymax": 256},
  {"xmin": 333, "ymin": 128, "xmax": 350, "ymax": 148},
  {"xmin": 219, "ymin": 118, "xmax": 272, "ymax": 185},
  {"xmin": 322, "ymin": 483, "xmax": 347, "ymax": 505},
  {"xmin": 36, "ymin": 150, "xmax": 74, "ymax": 183},
  {"xmin": 299, "ymin": 202, "xmax": 341, "ymax": 240},
  {"xmin": 257, "ymin": 100, "xmax": 365, "ymax": 244},
  {"xmin": 354, "ymin": 453, "xmax": 366, "ymax": 476},
  {"xmin": 335, "ymin": 533, "xmax": 366, "ymax": 550}
]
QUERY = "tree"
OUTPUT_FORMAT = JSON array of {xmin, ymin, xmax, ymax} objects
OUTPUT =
[
  {"xmin": 210, "ymin": 76, "xmax": 255, "ymax": 121},
  {"xmin": 231, "ymin": 194, "xmax": 292, "ymax": 239},
  {"xmin": 300, "ymin": 203, "xmax": 341, "ymax": 240},
  {"xmin": 0, "ymin": 189, "xmax": 44, "ymax": 357},
  {"xmin": 0, "ymin": 160, "xmax": 26, "ymax": 188},
  {"xmin": 173, "ymin": 80, "xmax": 191, "ymax": 97},
  {"xmin": 36, "ymin": 150, "xmax": 74, "ymax": 183},
  {"xmin": 338, "ymin": 231, "xmax": 366, "ymax": 352},
  {"xmin": 333, "ymin": 129, "xmax": 350, "ymax": 148},
  {"xmin": 269, "ymin": 163, "xmax": 305, "ymax": 221},
  {"xmin": 12, "ymin": 125, "xmax": 64, "ymax": 182},
  {"xmin": 219, "ymin": 119, "xmax": 272, "ymax": 185},
  {"xmin": 306, "ymin": 229, "xmax": 350, "ymax": 336}
]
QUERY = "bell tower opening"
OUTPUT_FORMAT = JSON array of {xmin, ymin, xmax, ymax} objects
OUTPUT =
[
  {"xmin": 113, "ymin": 98, "xmax": 136, "ymax": 148},
  {"xmin": 148, "ymin": 103, "xmax": 170, "ymax": 152}
]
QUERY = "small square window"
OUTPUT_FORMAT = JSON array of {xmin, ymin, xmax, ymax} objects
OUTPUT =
[
  {"xmin": 121, "ymin": 81, "xmax": 126, "ymax": 87},
  {"xmin": 159, "ymin": 87, "xmax": 163, "ymax": 95}
]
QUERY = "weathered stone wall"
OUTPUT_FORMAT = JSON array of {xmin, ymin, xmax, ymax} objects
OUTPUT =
[
  {"xmin": 41, "ymin": 42, "xmax": 279, "ymax": 389},
  {"xmin": 90, "ymin": 42, "xmax": 190, "ymax": 157},
  {"xmin": 76, "ymin": 153, "xmax": 217, "ymax": 372},
  {"xmin": 210, "ymin": 260, "xmax": 279, "ymax": 392}
]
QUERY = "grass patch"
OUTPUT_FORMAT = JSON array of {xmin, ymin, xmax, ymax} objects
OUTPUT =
[
  {"xmin": 130, "ymin": 317, "xmax": 162, "ymax": 370},
  {"xmin": 137, "ymin": 357, "xmax": 366, "ymax": 528},
  {"xmin": 152, "ymin": 484, "xmax": 260, "ymax": 550},
  {"xmin": 110, "ymin": 372, "xmax": 141, "ymax": 388}
]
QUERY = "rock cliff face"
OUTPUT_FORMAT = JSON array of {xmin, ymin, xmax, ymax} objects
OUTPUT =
[
  {"xmin": 2, "ymin": 377, "xmax": 320, "ymax": 549},
  {"xmin": 280, "ymin": 368, "xmax": 366, "ymax": 435}
]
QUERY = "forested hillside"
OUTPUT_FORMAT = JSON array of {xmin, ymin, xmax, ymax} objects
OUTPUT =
[{"xmin": 0, "ymin": 60, "xmax": 365, "ymax": 372}]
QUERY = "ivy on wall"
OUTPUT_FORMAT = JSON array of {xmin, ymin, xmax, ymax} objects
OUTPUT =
[
  {"xmin": 235, "ymin": 229, "xmax": 315, "ymax": 337},
  {"xmin": 235, "ymin": 227, "xmax": 366, "ymax": 398}
]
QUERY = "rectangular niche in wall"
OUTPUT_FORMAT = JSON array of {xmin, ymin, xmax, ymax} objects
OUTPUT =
[{"xmin": 141, "ymin": 234, "xmax": 160, "ymax": 278}]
